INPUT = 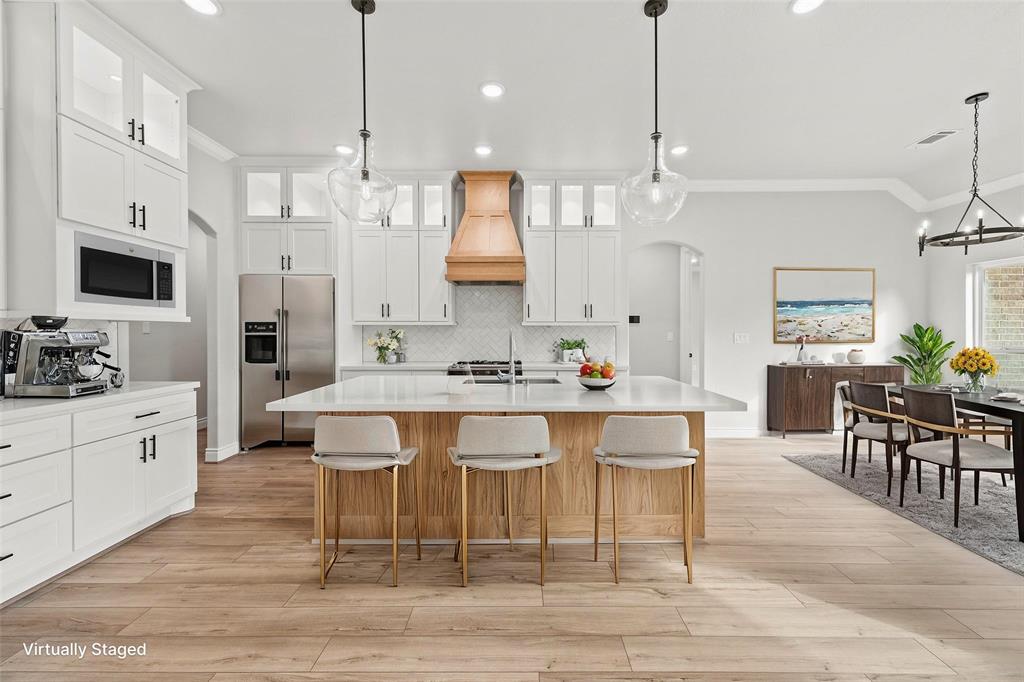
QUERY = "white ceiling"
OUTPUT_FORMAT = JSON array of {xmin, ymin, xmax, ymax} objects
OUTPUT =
[{"xmin": 93, "ymin": 0, "xmax": 1024, "ymax": 199}]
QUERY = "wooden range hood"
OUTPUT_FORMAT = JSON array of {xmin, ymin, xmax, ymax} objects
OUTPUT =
[{"xmin": 445, "ymin": 170, "xmax": 525, "ymax": 283}]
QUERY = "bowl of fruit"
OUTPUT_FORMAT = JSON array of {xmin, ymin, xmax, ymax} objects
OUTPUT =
[{"xmin": 577, "ymin": 360, "xmax": 616, "ymax": 390}]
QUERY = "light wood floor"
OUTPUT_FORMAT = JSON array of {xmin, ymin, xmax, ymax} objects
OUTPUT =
[{"xmin": 2, "ymin": 431, "xmax": 1022, "ymax": 680}]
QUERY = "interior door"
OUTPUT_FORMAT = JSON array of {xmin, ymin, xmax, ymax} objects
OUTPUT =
[
  {"xmin": 555, "ymin": 230, "xmax": 588, "ymax": 322},
  {"xmin": 134, "ymin": 58, "xmax": 187, "ymax": 171},
  {"xmin": 418, "ymin": 231, "xmax": 451, "ymax": 322},
  {"xmin": 283, "ymin": 276, "xmax": 335, "ymax": 442},
  {"xmin": 58, "ymin": 116, "xmax": 132, "ymax": 235},
  {"xmin": 240, "ymin": 275, "xmax": 284, "ymax": 448},
  {"xmin": 384, "ymin": 230, "xmax": 419, "ymax": 321},
  {"xmin": 134, "ymin": 153, "xmax": 187, "ymax": 248},
  {"xmin": 587, "ymin": 231, "xmax": 620, "ymax": 322},
  {"xmin": 243, "ymin": 168, "xmax": 286, "ymax": 222},
  {"xmin": 145, "ymin": 417, "xmax": 197, "ymax": 514},
  {"xmin": 524, "ymin": 231, "xmax": 556, "ymax": 322},
  {"xmin": 351, "ymin": 230, "xmax": 386, "ymax": 322},
  {"xmin": 287, "ymin": 168, "xmax": 332, "ymax": 222},
  {"xmin": 72, "ymin": 429, "xmax": 146, "ymax": 549},
  {"xmin": 241, "ymin": 224, "xmax": 287, "ymax": 274}
]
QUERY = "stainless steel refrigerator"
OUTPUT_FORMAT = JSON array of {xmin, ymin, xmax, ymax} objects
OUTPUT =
[{"xmin": 240, "ymin": 275, "xmax": 335, "ymax": 449}]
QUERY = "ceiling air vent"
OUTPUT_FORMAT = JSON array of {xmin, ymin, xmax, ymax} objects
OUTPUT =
[{"xmin": 912, "ymin": 129, "xmax": 959, "ymax": 146}]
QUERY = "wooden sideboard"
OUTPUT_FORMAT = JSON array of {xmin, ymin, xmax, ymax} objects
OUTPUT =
[{"xmin": 766, "ymin": 363, "xmax": 905, "ymax": 436}]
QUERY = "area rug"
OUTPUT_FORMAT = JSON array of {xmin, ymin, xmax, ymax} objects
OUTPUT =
[{"xmin": 784, "ymin": 453, "xmax": 1024, "ymax": 576}]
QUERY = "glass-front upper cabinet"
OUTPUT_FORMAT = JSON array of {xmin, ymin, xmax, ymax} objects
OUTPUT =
[
  {"xmin": 288, "ymin": 169, "xmax": 332, "ymax": 222},
  {"xmin": 590, "ymin": 182, "xmax": 620, "ymax": 228},
  {"xmin": 557, "ymin": 181, "xmax": 587, "ymax": 229},
  {"xmin": 243, "ymin": 169, "xmax": 286, "ymax": 222},
  {"xmin": 524, "ymin": 179, "xmax": 555, "ymax": 231},
  {"xmin": 58, "ymin": 4, "xmax": 133, "ymax": 143},
  {"xmin": 135, "ymin": 60, "xmax": 188, "ymax": 171},
  {"xmin": 387, "ymin": 182, "xmax": 417, "ymax": 229},
  {"xmin": 419, "ymin": 179, "xmax": 451, "ymax": 231}
]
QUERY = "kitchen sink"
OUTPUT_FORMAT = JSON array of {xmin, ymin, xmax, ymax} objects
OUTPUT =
[{"xmin": 468, "ymin": 377, "xmax": 562, "ymax": 385}]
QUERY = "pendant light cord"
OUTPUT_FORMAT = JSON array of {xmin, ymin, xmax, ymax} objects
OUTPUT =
[
  {"xmin": 360, "ymin": 3, "xmax": 368, "ymax": 173},
  {"xmin": 653, "ymin": 12, "xmax": 659, "ymax": 135},
  {"xmin": 970, "ymin": 98, "xmax": 979, "ymax": 196}
]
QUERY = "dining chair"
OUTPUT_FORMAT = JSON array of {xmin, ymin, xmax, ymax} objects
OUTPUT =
[
  {"xmin": 837, "ymin": 383, "xmax": 854, "ymax": 472},
  {"xmin": 849, "ymin": 381, "xmax": 909, "ymax": 496},
  {"xmin": 900, "ymin": 388, "xmax": 1015, "ymax": 527},
  {"xmin": 447, "ymin": 415, "xmax": 561, "ymax": 586},
  {"xmin": 311, "ymin": 415, "xmax": 422, "ymax": 588},
  {"xmin": 593, "ymin": 415, "xmax": 698, "ymax": 584}
]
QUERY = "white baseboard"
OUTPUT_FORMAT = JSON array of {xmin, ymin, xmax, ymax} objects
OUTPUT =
[
  {"xmin": 205, "ymin": 440, "xmax": 240, "ymax": 463},
  {"xmin": 706, "ymin": 428, "xmax": 766, "ymax": 438}
]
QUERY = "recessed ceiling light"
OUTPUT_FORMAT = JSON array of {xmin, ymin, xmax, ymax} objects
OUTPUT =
[
  {"xmin": 479, "ymin": 82, "xmax": 505, "ymax": 98},
  {"xmin": 109, "ymin": 74, "xmax": 122, "ymax": 82},
  {"xmin": 789, "ymin": 0, "xmax": 824, "ymax": 14},
  {"xmin": 474, "ymin": 145, "xmax": 493, "ymax": 157},
  {"xmin": 670, "ymin": 145, "xmax": 689, "ymax": 156},
  {"xmin": 181, "ymin": 0, "xmax": 222, "ymax": 16},
  {"xmin": 334, "ymin": 144, "xmax": 355, "ymax": 155}
]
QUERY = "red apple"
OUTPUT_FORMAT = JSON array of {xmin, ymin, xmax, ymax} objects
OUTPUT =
[{"xmin": 580, "ymin": 363, "xmax": 593, "ymax": 377}]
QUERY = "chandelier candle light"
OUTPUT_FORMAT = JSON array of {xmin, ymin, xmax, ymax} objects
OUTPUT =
[
  {"xmin": 328, "ymin": 0, "xmax": 397, "ymax": 224},
  {"xmin": 917, "ymin": 93, "xmax": 1024, "ymax": 255},
  {"xmin": 620, "ymin": 0, "xmax": 688, "ymax": 226}
]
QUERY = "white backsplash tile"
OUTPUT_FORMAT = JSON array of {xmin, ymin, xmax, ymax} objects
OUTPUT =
[{"xmin": 362, "ymin": 286, "xmax": 616, "ymax": 363}]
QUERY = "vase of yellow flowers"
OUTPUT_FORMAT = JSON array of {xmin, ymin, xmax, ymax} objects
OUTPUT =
[{"xmin": 949, "ymin": 346, "xmax": 999, "ymax": 393}]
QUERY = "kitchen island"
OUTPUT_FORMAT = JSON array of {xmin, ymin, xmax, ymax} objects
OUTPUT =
[{"xmin": 268, "ymin": 375, "xmax": 745, "ymax": 542}]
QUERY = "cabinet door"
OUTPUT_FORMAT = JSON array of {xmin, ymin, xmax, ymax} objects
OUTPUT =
[
  {"xmin": 418, "ymin": 231, "xmax": 451, "ymax": 322},
  {"xmin": 351, "ymin": 230, "xmax": 387, "ymax": 322},
  {"xmin": 287, "ymin": 224, "xmax": 333, "ymax": 275},
  {"xmin": 524, "ymin": 180, "xmax": 556, "ymax": 231},
  {"xmin": 134, "ymin": 153, "xmax": 187, "ymax": 248},
  {"xmin": 385, "ymin": 230, "xmax": 419, "ymax": 321},
  {"xmin": 73, "ymin": 430, "xmax": 147, "ymax": 550},
  {"xmin": 58, "ymin": 116, "xmax": 133, "ymax": 235},
  {"xmin": 786, "ymin": 366, "xmax": 832, "ymax": 431},
  {"xmin": 419, "ymin": 181, "xmax": 450, "ymax": 231},
  {"xmin": 387, "ymin": 182, "xmax": 417, "ymax": 229},
  {"xmin": 145, "ymin": 418, "xmax": 197, "ymax": 515},
  {"xmin": 288, "ymin": 168, "xmax": 332, "ymax": 222},
  {"xmin": 587, "ymin": 231, "xmax": 620, "ymax": 322},
  {"xmin": 134, "ymin": 58, "xmax": 187, "ymax": 171},
  {"xmin": 865, "ymin": 366, "xmax": 905, "ymax": 384},
  {"xmin": 524, "ymin": 231, "xmax": 556, "ymax": 322},
  {"xmin": 57, "ymin": 4, "xmax": 133, "ymax": 145},
  {"xmin": 240, "ymin": 224, "xmax": 287, "ymax": 274},
  {"xmin": 555, "ymin": 231, "xmax": 588, "ymax": 322},
  {"xmin": 242, "ymin": 168, "xmax": 287, "ymax": 222},
  {"xmin": 557, "ymin": 181, "xmax": 587, "ymax": 229},
  {"xmin": 590, "ymin": 181, "xmax": 620, "ymax": 228}
]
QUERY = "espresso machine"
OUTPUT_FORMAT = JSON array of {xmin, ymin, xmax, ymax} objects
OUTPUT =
[{"xmin": 4, "ymin": 318, "xmax": 117, "ymax": 398}]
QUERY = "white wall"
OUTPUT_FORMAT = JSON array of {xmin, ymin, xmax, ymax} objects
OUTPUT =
[
  {"xmin": 923, "ymin": 186, "xmax": 1024, "ymax": 381},
  {"xmin": 621, "ymin": 190, "xmax": 926, "ymax": 435},
  {"xmin": 128, "ymin": 221, "xmax": 209, "ymax": 420},
  {"xmin": 628, "ymin": 243, "xmax": 682, "ymax": 380}
]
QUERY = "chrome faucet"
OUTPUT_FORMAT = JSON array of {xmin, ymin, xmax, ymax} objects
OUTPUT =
[{"xmin": 497, "ymin": 328, "xmax": 517, "ymax": 384}]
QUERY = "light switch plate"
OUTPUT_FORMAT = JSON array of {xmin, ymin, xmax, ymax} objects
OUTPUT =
[{"xmin": 733, "ymin": 332, "xmax": 750, "ymax": 344}]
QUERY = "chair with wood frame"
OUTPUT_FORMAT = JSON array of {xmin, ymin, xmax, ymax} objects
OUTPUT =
[
  {"xmin": 447, "ymin": 415, "xmax": 561, "ymax": 587},
  {"xmin": 849, "ymin": 381, "xmax": 909, "ymax": 496},
  {"xmin": 900, "ymin": 388, "xmax": 1015, "ymax": 527},
  {"xmin": 311, "ymin": 416, "xmax": 422, "ymax": 588}
]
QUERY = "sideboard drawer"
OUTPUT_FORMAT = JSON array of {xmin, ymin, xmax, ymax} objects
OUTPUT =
[
  {"xmin": 0, "ymin": 502, "xmax": 72, "ymax": 602},
  {"xmin": 0, "ymin": 415, "xmax": 73, "ymax": 466},
  {"xmin": 0, "ymin": 450, "xmax": 72, "ymax": 528},
  {"xmin": 72, "ymin": 391, "xmax": 196, "ymax": 446}
]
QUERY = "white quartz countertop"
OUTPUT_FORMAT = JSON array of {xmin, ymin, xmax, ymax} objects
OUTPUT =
[
  {"xmin": 0, "ymin": 381, "xmax": 200, "ymax": 423},
  {"xmin": 267, "ymin": 375, "xmax": 745, "ymax": 413},
  {"xmin": 339, "ymin": 361, "xmax": 628, "ymax": 372}
]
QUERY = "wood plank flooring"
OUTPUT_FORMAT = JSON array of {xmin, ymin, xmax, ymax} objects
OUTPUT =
[{"xmin": 2, "ymin": 431, "xmax": 1022, "ymax": 680}]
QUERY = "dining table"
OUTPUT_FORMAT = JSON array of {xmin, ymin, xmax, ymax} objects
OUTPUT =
[{"xmin": 888, "ymin": 385, "xmax": 1024, "ymax": 542}]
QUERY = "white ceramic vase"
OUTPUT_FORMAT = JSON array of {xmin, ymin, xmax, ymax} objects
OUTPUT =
[{"xmin": 847, "ymin": 349, "xmax": 866, "ymax": 364}]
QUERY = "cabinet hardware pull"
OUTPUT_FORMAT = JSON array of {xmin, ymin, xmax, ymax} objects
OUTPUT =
[
  {"xmin": 527, "ymin": 215, "xmax": 532, "ymax": 228},
  {"xmin": 387, "ymin": 216, "xmax": 391, "ymax": 227},
  {"xmin": 281, "ymin": 255, "xmax": 286, "ymax": 271},
  {"xmin": 584, "ymin": 304, "xmax": 588, "ymax": 318},
  {"xmin": 275, "ymin": 369, "xmax": 281, "ymax": 381},
  {"xmin": 135, "ymin": 411, "xmax": 161, "ymax": 419},
  {"xmin": 287, "ymin": 205, "xmax": 292, "ymax": 219},
  {"xmin": 128, "ymin": 118, "xmax": 136, "ymax": 141},
  {"xmin": 287, "ymin": 255, "xmax": 292, "ymax": 270},
  {"xmin": 139, "ymin": 204, "xmax": 147, "ymax": 231},
  {"xmin": 0, "ymin": 493, "xmax": 12, "ymax": 500},
  {"xmin": 0, "ymin": 444, "xmax": 10, "ymax": 450},
  {"xmin": 386, "ymin": 303, "xmax": 390, "ymax": 318},
  {"xmin": 527, "ymin": 303, "xmax": 530, "ymax": 318},
  {"xmin": 150, "ymin": 435, "xmax": 157, "ymax": 460},
  {"xmin": 0, "ymin": 553, "xmax": 13, "ymax": 562},
  {"xmin": 139, "ymin": 438, "xmax": 148, "ymax": 462},
  {"xmin": 381, "ymin": 303, "xmax": 385, "ymax": 318},
  {"xmin": 138, "ymin": 123, "xmax": 146, "ymax": 146},
  {"xmin": 443, "ymin": 303, "xmax": 447, "ymax": 318},
  {"xmin": 281, "ymin": 205, "xmax": 285, "ymax": 219},
  {"xmin": 443, "ymin": 215, "xmax": 447, "ymax": 227},
  {"xmin": 129, "ymin": 202, "xmax": 137, "ymax": 227}
]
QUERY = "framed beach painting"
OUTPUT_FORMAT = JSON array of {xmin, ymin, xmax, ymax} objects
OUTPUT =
[{"xmin": 773, "ymin": 267, "xmax": 876, "ymax": 343}]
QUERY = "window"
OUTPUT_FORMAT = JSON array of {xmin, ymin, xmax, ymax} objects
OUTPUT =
[{"xmin": 972, "ymin": 258, "xmax": 1024, "ymax": 388}]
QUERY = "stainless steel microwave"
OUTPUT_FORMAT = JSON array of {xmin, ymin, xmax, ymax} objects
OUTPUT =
[{"xmin": 74, "ymin": 232, "xmax": 175, "ymax": 308}]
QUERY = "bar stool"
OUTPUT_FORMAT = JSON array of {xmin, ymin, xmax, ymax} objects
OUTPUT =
[
  {"xmin": 593, "ymin": 415, "xmax": 698, "ymax": 584},
  {"xmin": 447, "ymin": 415, "xmax": 561, "ymax": 587},
  {"xmin": 311, "ymin": 416, "xmax": 422, "ymax": 588}
]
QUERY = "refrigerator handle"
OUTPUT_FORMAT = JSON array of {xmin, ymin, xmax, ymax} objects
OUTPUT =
[
  {"xmin": 283, "ymin": 308, "xmax": 290, "ymax": 381},
  {"xmin": 275, "ymin": 307, "xmax": 284, "ymax": 382}
]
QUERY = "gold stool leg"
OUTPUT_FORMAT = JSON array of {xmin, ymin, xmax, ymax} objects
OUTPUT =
[
  {"xmin": 539, "ymin": 464, "xmax": 547, "ymax": 586},
  {"xmin": 504, "ymin": 471, "xmax": 514, "ymax": 550},
  {"xmin": 593, "ymin": 460, "xmax": 603, "ymax": 561},
  {"xmin": 683, "ymin": 465, "xmax": 694, "ymax": 584},
  {"xmin": 391, "ymin": 465, "xmax": 400, "ymax": 587},
  {"xmin": 334, "ymin": 469, "xmax": 341, "ymax": 558},
  {"xmin": 414, "ymin": 457, "xmax": 423, "ymax": 561},
  {"xmin": 460, "ymin": 465, "xmax": 469, "ymax": 587},
  {"xmin": 318, "ymin": 464, "xmax": 326, "ymax": 589},
  {"xmin": 611, "ymin": 464, "xmax": 620, "ymax": 584}
]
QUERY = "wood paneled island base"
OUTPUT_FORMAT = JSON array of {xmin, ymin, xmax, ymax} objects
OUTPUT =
[{"xmin": 313, "ymin": 410, "xmax": 707, "ymax": 542}]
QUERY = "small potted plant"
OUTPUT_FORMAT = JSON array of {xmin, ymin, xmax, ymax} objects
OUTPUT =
[
  {"xmin": 556, "ymin": 338, "xmax": 587, "ymax": 363},
  {"xmin": 949, "ymin": 346, "xmax": 999, "ymax": 392},
  {"xmin": 368, "ymin": 328, "xmax": 404, "ymax": 364}
]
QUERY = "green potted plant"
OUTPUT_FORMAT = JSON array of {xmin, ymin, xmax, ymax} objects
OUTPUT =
[
  {"xmin": 891, "ymin": 324, "xmax": 955, "ymax": 385},
  {"xmin": 555, "ymin": 338, "xmax": 587, "ymax": 363}
]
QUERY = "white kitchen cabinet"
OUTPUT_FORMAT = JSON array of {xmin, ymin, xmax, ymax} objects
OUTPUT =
[
  {"xmin": 0, "ymin": 450, "xmax": 72, "ymax": 529},
  {"xmin": 241, "ymin": 167, "xmax": 333, "ymax": 223},
  {"xmin": 555, "ymin": 230, "xmax": 620, "ymax": 323},
  {"xmin": 287, "ymin": 224, "xmax": 334, "ymax": 274},
  {"xmin": 58, "ymin": 116, "xmax": 132, "ymax": 235},
  {"xmin": 134, "ymin": 58, "xmax": 187, "ymax": 171},
  {"xmin": 590, "ymin": 181, "xmax": 620, "ymax": 228},
  {"xmin": 288, "ymin": 168, "xmax": 332, "ymax": 222},
  {"xmin": 144, "ymin": 418, "xmax": 197, "ymax": 515},
  {"xmin": 241, "ymin": 224, "xmax": 288, "ymax": 274},
  {"xmin": 133, "ymin": 153, "xmax": 187, "ymax": 248},
  {"xmin": 557, "ymin": 181, "xmax": 588, "ymax": 229},
  {"xmin": 387, "ymin": 182, "xmax": 418, "ymax": 229},
  {"xmin": 384, "ymin": 230, "xmax": 419, "ymax": 321},
  {"xmin": 556, "ymin": 179, "xmax": 620, "ymax": 229},
  {"xmin": 72, "ymin": 429, "xmax": 147, "ymax": 550},
  {"xmin": 524, "ymin": 231, "xmax": 556, "ymax": 322},
  {"xmin": 0, "ymin": 504, "xmax": 72, "ymax": 601},
  {"xmin": 351, "ymin": 230, "xmax": 387, "ymax": 322},
  {"xmin": 243, "ymin": 168, "xmax": 286, "ymax": 221},
  {"xmin": 419, "ymin": 179, "xmax": 452, "ymax": 231},
  {"xmin": 239, "ymin": 223, "xmax": 334, "ymax": 274},
  {"xmin": 418, "ymin": 231, "xmax": 452, "ymax": 322},
  {"xmin": 524, "ymin": 179, "xmax": 556, "ymax": 231},
  {"xmin": 586, "ymin": 230, "xmax": 620, "ymax": 321}
]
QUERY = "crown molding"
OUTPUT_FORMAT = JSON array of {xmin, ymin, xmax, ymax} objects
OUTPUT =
[
  {"xmin": 188, "ymin": 126, "xmax": 237, "ymax": 163},
  {"xmin": 921, "ymin": 172, "xmax": 1024, "ymax": 213}
]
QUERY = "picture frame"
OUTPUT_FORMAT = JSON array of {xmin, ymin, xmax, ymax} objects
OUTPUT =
[{"xmin": 773, "ymin": 267, "xmax": 876, "ymax": 344}]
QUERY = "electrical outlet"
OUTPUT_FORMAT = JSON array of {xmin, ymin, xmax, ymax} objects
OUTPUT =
[
  {"xmin": 733, "ymin": 332, "xmax": 750, "ymax": 344},
  {"xmin": 666, "ymin": 331, "xmax": 674, "ymax": 342},
  {"xmin": 142, "ymin": 322, "xmax": 152, "ymax": 335}
]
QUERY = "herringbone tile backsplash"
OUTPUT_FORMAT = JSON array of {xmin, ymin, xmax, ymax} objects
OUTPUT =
[{"xmin": 361, "ymin": 286, "xmax": 616, "ymax": 362}]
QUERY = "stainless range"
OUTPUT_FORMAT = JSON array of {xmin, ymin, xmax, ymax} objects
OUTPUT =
[{"xmin": 446, "ymin": 360, "xmax": 523, "ymax": 377}]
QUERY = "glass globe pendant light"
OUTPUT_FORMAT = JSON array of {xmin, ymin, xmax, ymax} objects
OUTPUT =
[
  {"xmin": 620, "ymin": 0, "xmax": 688, "ymax": 226},
  {"xmin": 328, "ymin": 0, "xmax": 396, "ymax": 224}
]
